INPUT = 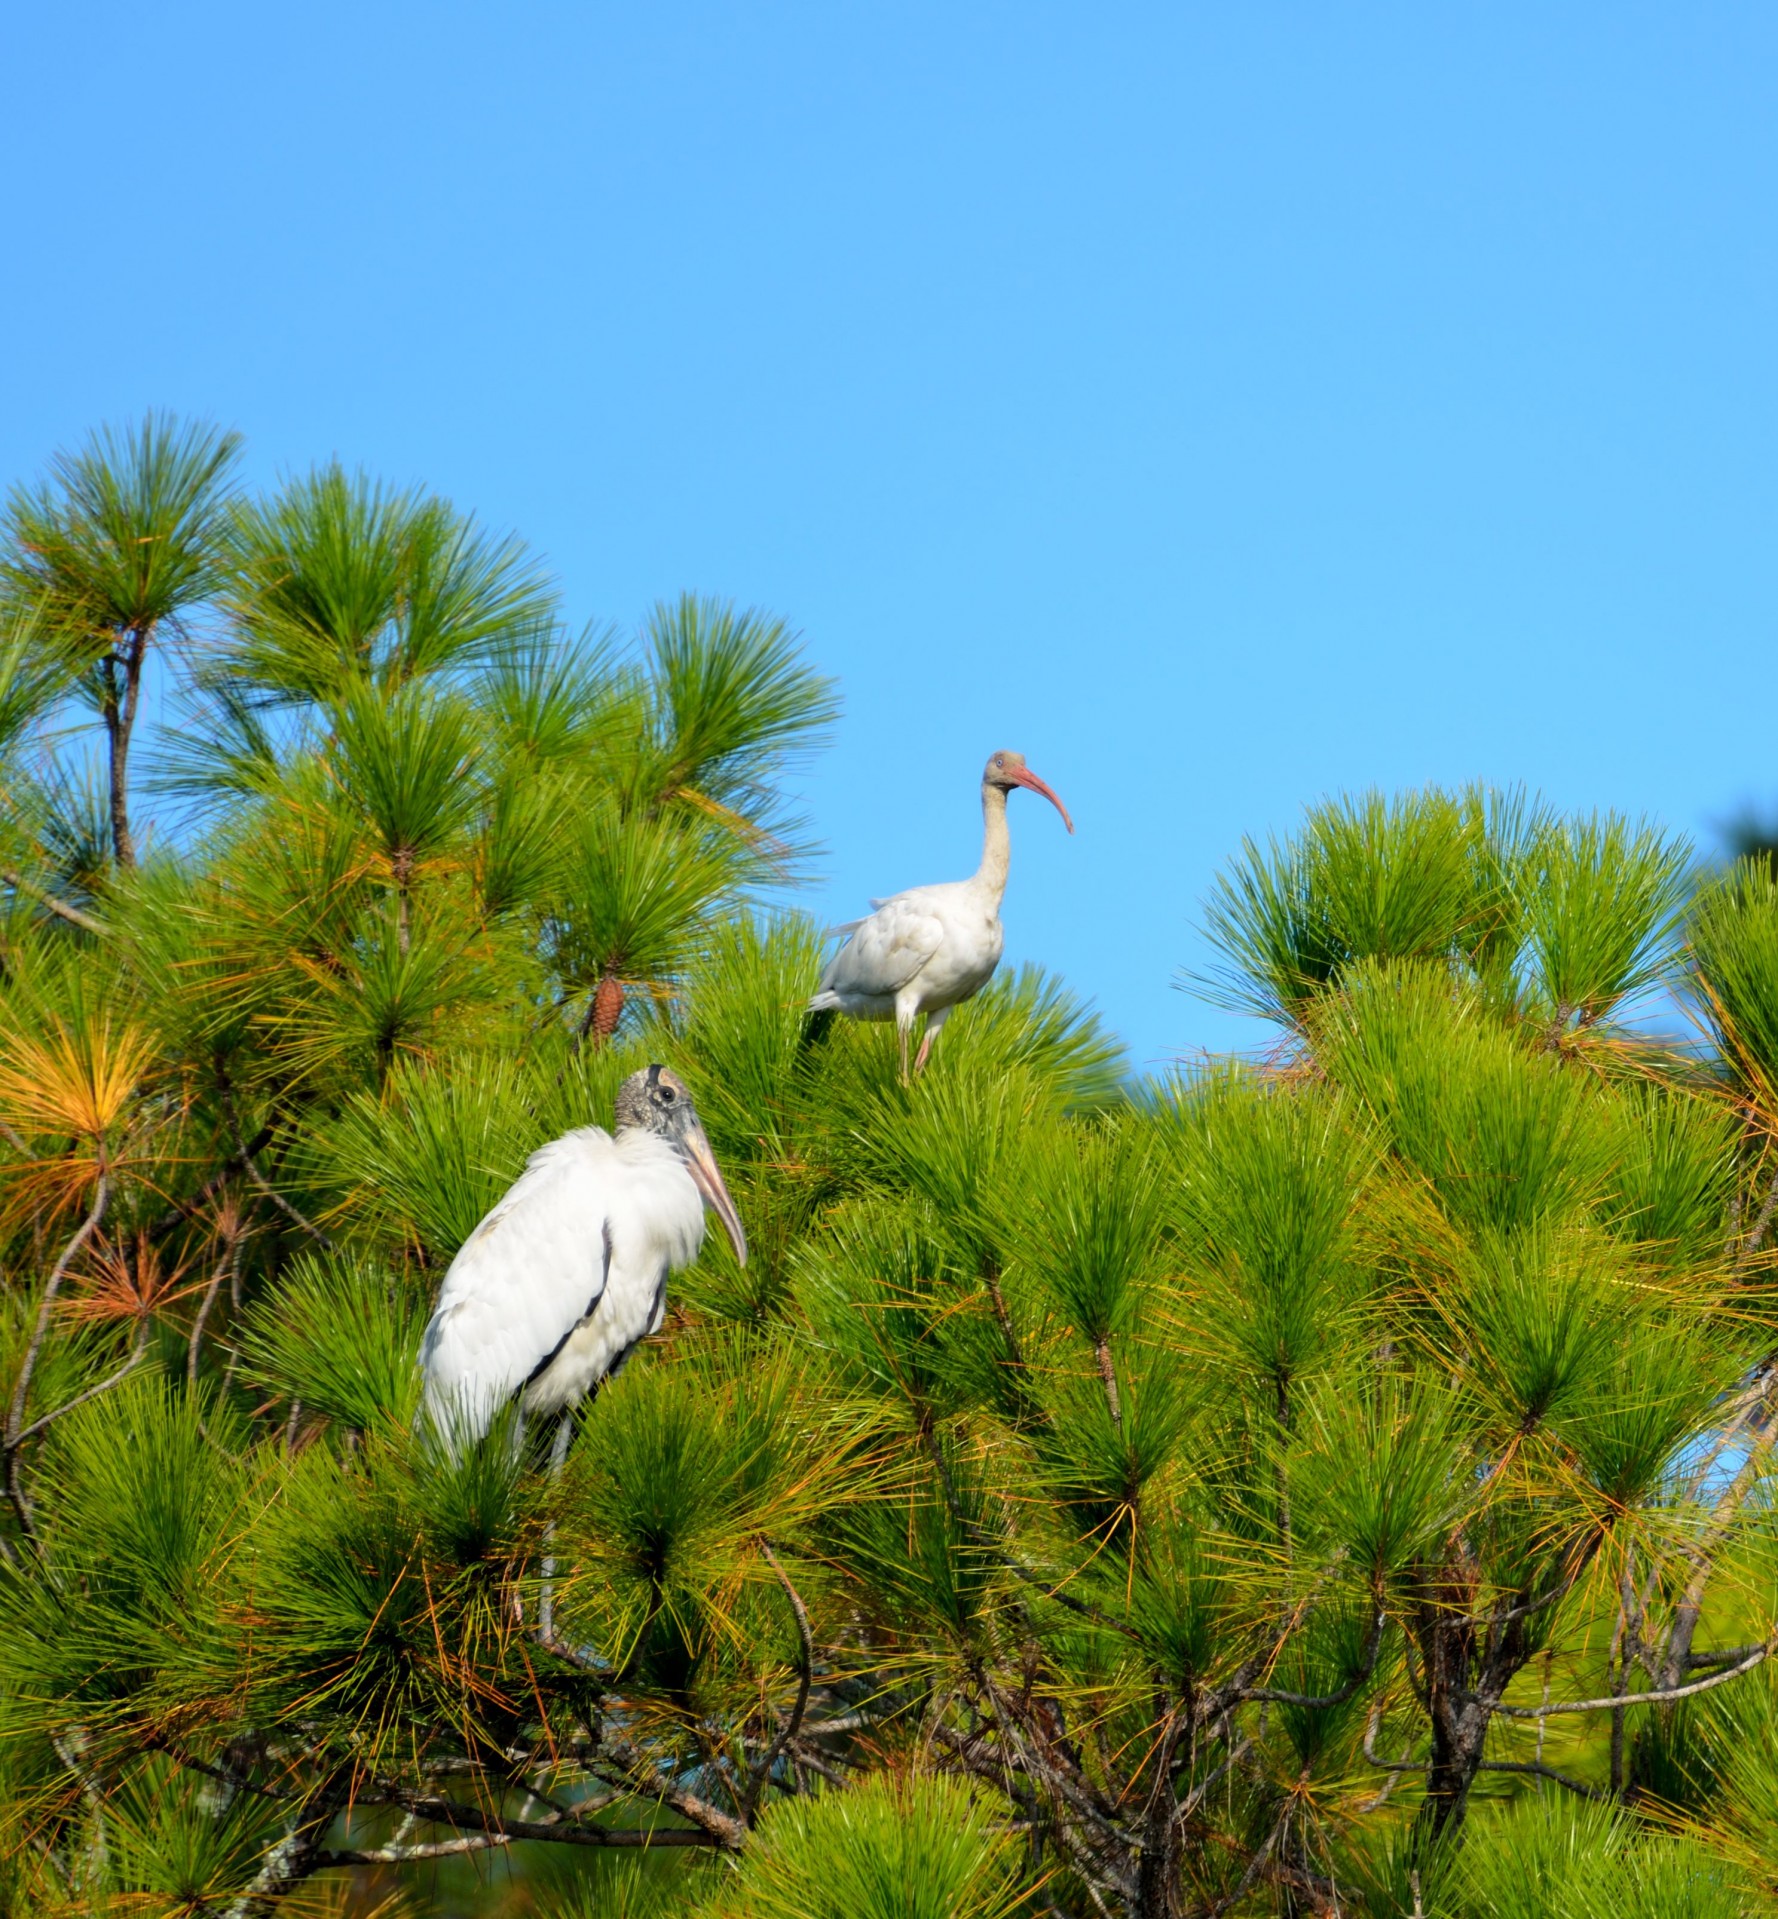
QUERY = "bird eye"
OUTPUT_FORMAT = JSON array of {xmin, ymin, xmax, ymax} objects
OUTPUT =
[
  {"xmin": 659, "ymin": 1085, "xmax": 676, "ymax": 1103},
  {"xmin": 994, "ymin": 755, "xmax": 1004, "ymax": 767}
]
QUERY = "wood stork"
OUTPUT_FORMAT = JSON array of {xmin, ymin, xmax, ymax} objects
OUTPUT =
[
  {"xmin": 418, "ymin": 1064, "xmax": 746, "ymax": 1451},
  {"xmin": 809, "ymin": 749, "xmax": 1074, "ymax": 1079}
]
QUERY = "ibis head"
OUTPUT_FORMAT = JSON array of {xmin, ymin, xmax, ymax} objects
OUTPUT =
[
  {"xmin": 982, "ymin": 750, "xmax": 1073, "ymax": 834},
  {"xmin": 614, "ymin": 1064, "xmax": 748, "ymax": 1267}
]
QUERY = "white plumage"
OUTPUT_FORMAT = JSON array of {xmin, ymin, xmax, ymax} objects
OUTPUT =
[
  {"xmin": 418, "ymin": 1066, "xmax": 746, "ymax": 1444},
  {"xmin": 809, "ymin": 749, "xmax": 1073, "ymax": 1078}
]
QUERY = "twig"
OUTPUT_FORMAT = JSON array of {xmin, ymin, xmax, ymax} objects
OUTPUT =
[
  {"xmin": 1357, "ymin": 1706, "xmax": 1418, "ymax": 1811},
  {"xmin": 595, "ymin": 1741, "xmax": 749, "ymax": 1848},
  {"xmin": 1492, "ymin": 1639, "xmax": 1774, "ymax": 1715},
  {"xmin": 1535, "ymin": 1647, "xmax": 1553, "ymax": 1786},
  {"xmin": 1176, "ymin": 1736, "xmax": 1253, "ymax": 1824},
  {"xmin": 741, "ymin": 1545, "xmax": 814, "ymax": 1826},
  {"xmin": 0, "ymin": 870, "xmax": 104, "ymax": 936},
  {"xmin": 798, "ymin": 1711, "xmax": 872, "ymax": 1736},
  {"xmin": 390, "ymin": 1789, "xmax": 726, "ymax": 1850},
  {"xmin": 316, "ymin": 1834, "xmax": 510, "ymax": 1864},
  {"xmin": 1661, "ymin": 1387, "xmax": 1778, "ymax": 1684},
  {"xmin": 188, "ymin": 1229, "xmax": 242, "ymax": 1386},
  {"xmin": 145, "ymin": 1127, "xmax": 273, "ymax": 1242},
  {"xmin": 1686, "ymin": 1640, "xmax": 1770, "ymax": 1668},
  {"xmin": 1235, "ymin": 1604, "xmax": 1388, "ymax": 1711},
  {"xmin": 1208, "ymin": 1801, "xmax": 1289, "ymax": 1916},
  {"xmin": 6, "ymin": 1175, "xmax": 109, "ymax": 1533},
  {"xmin": 1094, "ymin": 1338, "xmax": 1122, "ymax": 1428},
  {"xmin": 1241, "ymin": 1611, "xmax": 1386, "ymax": 1707},
  {"xmin": 1475, "ymin": 1758, "xmax": 1604, "ymax": 1799},
  {"xmin": 1743, "ymin": 1163, "xmax": 1778, "ymax": 1263},
  {"xmin": 9, "ymin": 1321, "xmax": 150, "ymax": 1450},
  {"xmin": 220, "ymin": 1087, "xmax": 334, "ymax": 1250}
]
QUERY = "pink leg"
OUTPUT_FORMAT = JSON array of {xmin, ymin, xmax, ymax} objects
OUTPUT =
[{"xmin": 912, "ymin": 1006, "xmax": 951, "ymax": 1077}]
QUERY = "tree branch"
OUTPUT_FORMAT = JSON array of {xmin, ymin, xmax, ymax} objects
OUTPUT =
[
  {"xmin": 315, "ymin": 1833, "xmax": 510, "ymax": 1865},
  {"xmin": 594, "ymin": 1743, "xmax": 749, "ymax": 1849},
  {"xmin": 146, "ymin": 1127, "xmax": 273, "ymax": 1242},
  {"xmin": 0, "ymin": 869, "xmax": 105, "ymax": 936},
  {"xmin": 1492, "ymin": 1638, "xmax": 1774, "ymax": 1716},
  {"xmin": 386, "ymin": 1791, "xmax": 724, "ymax": 1850},
  {"xmin": 189, "ymin": 1230, "xmax": 243, "ymax": 1386},
  {"xmin": 1475, "ymin": 1758, "xmax": 1604, "ymax": 1799},
  {"xmin": 9, "ymin": 1319, "xmax": 150, "ymax": 1451},
  {"xmin": 1743, "ymin": 1162, "xmax": 1778, "ymax": 1262},
  {"xmin": 6, "ymin": 1174, "xmax": 109, "ymax": 1533},
  {"xmin": 741, "ymin": 1544, "xmax": 813, "ymax": 1827},
  {"xmin": 220, "ymin": 1087, "xmax": 334, "ymax": 1250},
  {"xmin": 1240, "ymin": 1611, "xmax": 1387, "ymax": 1708}
]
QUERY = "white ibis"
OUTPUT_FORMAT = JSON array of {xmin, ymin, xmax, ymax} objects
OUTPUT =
[
  {"xmin": 809, "ymin": 749, "xmax": 1074, "ymax": 1079},
  {"xmin": 418, "ymin": 1064, "xmax": 747, "ymax": 1449}
]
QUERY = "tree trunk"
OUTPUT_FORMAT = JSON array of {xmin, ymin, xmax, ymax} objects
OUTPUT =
[
  {"xmin": 1132, "ymin": 1711, "xmax": 1185, "ymax": 1917},
  {"xmin": 228, "ymin": 1768, "xmax": 348, "ymax": 1917},
  {"xmin": 102, "ymin": 625, "xmax": 148, "ymax": 869},
  {"xmin": 1412, "ymin": 1567, "xmax": 1535, "ymax": 1849},
  {"xmin": 1419, "ymin": 1687, "xmax": 1491, "ymax": 1844}
]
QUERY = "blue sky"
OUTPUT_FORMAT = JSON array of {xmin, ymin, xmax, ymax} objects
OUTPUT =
[{"xmin": 4, "ymin": 5, "xmax": 1775, "ymax": 1070}]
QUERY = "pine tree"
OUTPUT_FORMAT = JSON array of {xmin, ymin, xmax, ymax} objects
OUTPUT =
[{"xmin": 1, "ymin": 424, "xmax": 1776, "ymax": 1918}]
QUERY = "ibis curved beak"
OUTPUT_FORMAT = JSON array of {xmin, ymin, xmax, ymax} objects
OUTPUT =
[
  {"xmin": 680, "ymin": 1121, "xmax": 748, "ymax": 1267},
  {"xmin": 1008, "ymin": 764, "xmax": 1074, "ymax": 834}
]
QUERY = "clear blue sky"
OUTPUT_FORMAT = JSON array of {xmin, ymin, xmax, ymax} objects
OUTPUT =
[{"xmin": 5, "ymin": 5, "xmax": 1775, "ymax": 1070}]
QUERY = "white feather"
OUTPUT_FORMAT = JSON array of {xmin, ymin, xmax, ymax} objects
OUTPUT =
[
  {"xmin": 418, "ymin": 1127, "xmax": 706, "ymax": 1439},
  {"xmin": 807, "ymin": 882, "xmax": 1000, "ymax": 1020}
]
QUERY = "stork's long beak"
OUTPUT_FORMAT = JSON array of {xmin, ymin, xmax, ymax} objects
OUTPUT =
[
  {"xmin": 681, "ymin": 1121, "xmax": 748, "ymax": 1267},
  {"xmin": 1008, "ymin": 764, "xmax": 1074, "ymax": 834}
]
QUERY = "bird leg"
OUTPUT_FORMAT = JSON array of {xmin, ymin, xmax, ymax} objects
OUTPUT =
[
  {"xmin": 539, "ymin": 1410, "xmax": 576, "ymax": 1643},
  {"xmin": 897, "ymin": 1018, "xmax": 913, "ymax": 1085},
  {"xmin": 912, "ymin": 1006, "xmax": 952, "ymax": 1077}
]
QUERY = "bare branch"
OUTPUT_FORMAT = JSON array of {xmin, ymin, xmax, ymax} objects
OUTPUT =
[
  {"xmin": 1743, "ymin": 1163, "xmax": 1778, "ymax": 1262},
  {"xmin": 1240, "ymin": 1611, "xmax": 1386, "ymax": 1708},
  {"xmin": 314, "ymin": 1834, "xmax": 509, "ymax": 1865},
  {"xmin": 1360, "ymin": 1705, "xmax": 1421, "ymax": 1781},
  {"xmin": 1493, "ymin": 1638, "xmax": 1774, "ymax": 1716},
  {"xmin": 188, "ymin": 1230, "xmax": 242, "ymax": 1386},
  {"xmin": 1686, "ymin": 1641, "xmax": 1770, "ymax": 1669},
  {"xmin": 388, "ymin": 1790, "xmax": 724, "ymax": 1850},
  {"xmin": 9, "ymin": 1320, "xmax": 150, "ymax": 1450},
  {"xmin": 220, "ymin": 1085, "xmax": 334, "ymax": 1250},
  {"xmin": 741, "ymin": 1544, "xmax": 813, "ymax": 1827},
  {"xmin": 1475, "ymin": 1758, "xmax": 1604, "ymax": 1799},
  {"xmin": 6, "ymin": 1174, "xmax": 109, "ymax": 1532},
  {"xmin": 0, "ymin": 869, "xmax": 105, "ymax": 936},
  {"xmin": 595, "ymin": 1742, "xmax": 749, "ymax": 1848}
]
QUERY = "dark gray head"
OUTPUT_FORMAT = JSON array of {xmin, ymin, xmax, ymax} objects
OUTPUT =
[
  {"xmin": 980, "ymin": 750, "xmax": 1075, "ymax": 833},
  {"xmin": 614, "ymin": 1064, "xmax": 747, "ymax": 1264}
]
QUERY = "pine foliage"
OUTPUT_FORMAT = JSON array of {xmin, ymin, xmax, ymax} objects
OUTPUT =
[{"xmin": 0, "ymin": 418, "xmax": 1777, "ymax": 1918}]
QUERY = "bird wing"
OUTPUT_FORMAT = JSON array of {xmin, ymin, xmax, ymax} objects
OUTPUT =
[
  {"xmin": 818, "ymin": 893, "xmax": 947, "ymax": 998},
  {"xmin": 419, "ymin": 1130, "xmax": 615, "ymax": 1436}
]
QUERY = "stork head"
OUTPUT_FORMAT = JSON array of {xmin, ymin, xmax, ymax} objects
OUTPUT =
[
  {"xmin": 982, "ymin": 750, "xmax": 1074, "ymax": 834},
  {"xmin": 614, "ymin": 1065, "xmax": 748, "ymax": 1266}
]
